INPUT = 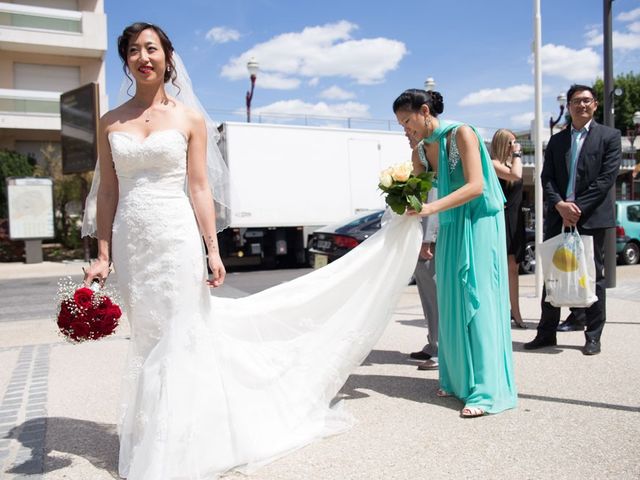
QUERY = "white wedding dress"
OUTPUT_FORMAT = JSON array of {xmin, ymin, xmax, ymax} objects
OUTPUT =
[{"xmin": 109, "ymin": 128, "xmax": 422, "ymax": 479}]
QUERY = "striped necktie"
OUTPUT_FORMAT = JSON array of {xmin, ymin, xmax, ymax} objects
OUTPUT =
[{"xmin": 566, "ymin": 127, "xmax": 586, "ymax": 201}]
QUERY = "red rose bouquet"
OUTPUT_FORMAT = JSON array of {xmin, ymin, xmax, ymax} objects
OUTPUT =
[{"xmin": 55, "ymin": 277, "xmax": 122, "ymax": 342}]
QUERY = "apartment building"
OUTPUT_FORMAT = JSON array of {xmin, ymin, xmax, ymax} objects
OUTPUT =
[{"xmin": 0, "ymin": 0, "xmax": 107, "ymax": 164}]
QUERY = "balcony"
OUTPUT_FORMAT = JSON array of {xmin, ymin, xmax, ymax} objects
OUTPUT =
[
  {"xmin": 0, "ymin": 88, "xmax": 61, "ymax": 131},
  {"xmin": 0, "ymin": 2, "xmax": 106, "ymax": 58}
]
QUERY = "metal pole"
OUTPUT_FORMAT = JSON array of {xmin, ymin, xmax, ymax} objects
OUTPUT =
[
  {"xmin": 603, "ymin": 0, "xmax": 617, "ymax": 288},
  {"xmin": 549, "ymin": 104, "xmax": 565, "ymax": 138},
  {"xmin": 245, "ymin": 75, "xmax": 256, "ymax": 123},
  {"xmin": 533, "ymin": 0, "xmax": 544, "ymax": 297}
]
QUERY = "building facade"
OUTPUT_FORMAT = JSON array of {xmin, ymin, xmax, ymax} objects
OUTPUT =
[{"xmin": 0, "ymin": 0, "xmax": 107, "ymax": 164}]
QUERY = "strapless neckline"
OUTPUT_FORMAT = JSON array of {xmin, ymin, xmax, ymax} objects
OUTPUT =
[{"xmin": 108, "ymin": 128, "xmax": 188, "ymax": 144}]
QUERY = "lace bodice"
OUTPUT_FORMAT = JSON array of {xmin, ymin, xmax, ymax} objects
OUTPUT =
[{"xmin": 109, "ymin": 129, "xmax": 189, "ymax": 192}]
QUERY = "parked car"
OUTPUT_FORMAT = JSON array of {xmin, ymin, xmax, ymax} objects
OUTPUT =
[
  {"xmin": 616, "ymin": 200, "xmax": 640, "ymax": 265},
  {"xmin": 307, "ymin": 210, "xmax": 385, "ymax": 268},
  {"xmin": 307, "ymin": 200, "xmax": 640, "ymax": 273},
  {"xmin": 308, "ymin": 207, "xmax": 539, "ymax": 273},
  {"xmin": 520, "ymin": 226, "xmax": 536, "ymax": 274}
]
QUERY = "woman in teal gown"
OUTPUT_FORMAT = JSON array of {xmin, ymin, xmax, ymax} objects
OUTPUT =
[{"xmin": 393, "ymin": 89, "xmax": 517, "ymax": 417}]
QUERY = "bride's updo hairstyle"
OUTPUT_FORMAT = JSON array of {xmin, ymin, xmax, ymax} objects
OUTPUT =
[
  {"xmin": 392, "ymin": 89, "xmax": 444, "ymax": 117},
  {"xmin": 117, "ymin": 22, "xmax": 178, "ymax": 90}
]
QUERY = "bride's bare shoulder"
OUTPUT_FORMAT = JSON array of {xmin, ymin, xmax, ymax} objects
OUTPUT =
[
  {"xmin": 176, "ymin": 102, "xmax": 206, "ymax": 134},
  {"xmin": 171, "ymin": 99, "xmax": 203, "ymax": 122},
  {"xmin": 100, "ymin": 101, "xmax": 136, "ymax": 132}
]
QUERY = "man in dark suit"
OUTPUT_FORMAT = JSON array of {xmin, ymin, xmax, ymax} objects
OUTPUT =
[{"xmin": 524, "ymin": 84, "xmax": 622, "ymax": 355}]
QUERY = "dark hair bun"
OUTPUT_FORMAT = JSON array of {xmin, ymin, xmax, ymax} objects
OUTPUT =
[{"xmin": 429, "ymin": 91, "xmax": 444, "ymax": 115}]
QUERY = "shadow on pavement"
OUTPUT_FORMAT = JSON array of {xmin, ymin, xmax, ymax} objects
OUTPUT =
[
  {"xmin": 339, "ymin": 374, "xmax": 459, "ymax": 412},
  {"xmin": 361, "ymin": 349, "xmax": 419, "ymax": 367},
  {"xmin": 511, "ymin": 341, "xmax": 583, "ymax": 353},
  {"xmin": 518, "ymin": 393, "xmax": 640, "ymax": 413},
  {"xmin": 5, "ymin": 417, "xmax": 118, "ymax": 478},
  {"xmin": 396, "ymin": 318, "xmax": 428, "ymax": 329}
]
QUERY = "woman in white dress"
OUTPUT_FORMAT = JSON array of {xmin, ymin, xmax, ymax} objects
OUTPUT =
[{"xmin": 83, "ymin": 22, "xmax": 423, "ymax": 480}]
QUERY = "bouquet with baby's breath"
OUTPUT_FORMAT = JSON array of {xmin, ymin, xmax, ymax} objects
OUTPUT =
[
  {"xmin": 378, "ymin": 161, "xmax": 434, "ymax": 215},
  {"xmin": 55, "ymin": 277, "xmax": 122, "ymax": 342}
]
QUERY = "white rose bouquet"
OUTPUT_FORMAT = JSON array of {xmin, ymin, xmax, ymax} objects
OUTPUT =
[{"xmin": 378, "ymin": 161, "xmax": 434, "ymax": 215}]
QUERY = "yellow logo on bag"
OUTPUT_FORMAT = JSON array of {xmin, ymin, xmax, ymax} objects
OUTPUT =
[{"xmin": 552, "ymin": 247, "xmax": 578, "ymax": 272}]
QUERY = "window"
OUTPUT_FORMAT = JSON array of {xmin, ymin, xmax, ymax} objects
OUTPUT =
[
  {"xmin": 0, "ymin": 2, "xmax": 81, "ymax": 32},
  {"xmin": 627, "ymin": 205, "xmax": 640, "ymax": 223}
]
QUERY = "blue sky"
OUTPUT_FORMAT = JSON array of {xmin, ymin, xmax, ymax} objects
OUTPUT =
[{"xmin": 104, "ymin": 0, "xmax": 640, "ymax": 133}]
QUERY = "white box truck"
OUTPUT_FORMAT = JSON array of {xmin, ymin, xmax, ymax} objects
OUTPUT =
[{"xmin": 217, "ymin": 121, "xmax": 411, "ymax": 268}]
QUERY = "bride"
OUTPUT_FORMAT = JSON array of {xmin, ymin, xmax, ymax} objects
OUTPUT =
[{"xmin": 82, "ymin": 22, "xmax": 423, "ymax": 480}]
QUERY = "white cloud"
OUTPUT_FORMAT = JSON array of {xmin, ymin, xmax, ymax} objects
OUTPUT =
[
  {"xmin": 585, "ymin": 25, "xmax": 640, "ymax": 51},
  {"xmin": 206, "ymin": 26, "xmax": 240, "ymax": 44},
  {"xmin": 611, "ymin": 30, "xmax": 640, "ymax": 49},
  {"xmin": 252, "ymin": 99, "xmax": 369, "ymax": 119},
  {"xmin": 221, "ymin": 21, "xmax": 406, "ymax": 89},
  {"xmin": 257, "ymin": 73, "xmax": 301, "ymax": 90},
  {"xmin": 319, "ymin": 85, "xmax": 355, "ymax": 100},
  {"xmin": 308, "ymin": 78, "xmax": 320, "ymax": 87},
  {"xmin": 617, "ymin": 7, "xmax": 640, "ymax": 22},
  {"xmin": 534, "ymin": 44, "xmax": 601, "ymax": 81},
  {"xmin": 458, "ymin": 84, "xmax": 534, "ymax": 106},
  {"xmin": 510, "ymin": 112, "xmax": 536, "ymax": 127}
]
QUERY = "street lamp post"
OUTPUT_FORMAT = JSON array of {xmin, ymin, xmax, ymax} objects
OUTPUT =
[
  {"xmin": 549, "ymin": 93, "xmax": 566, "ymax": 137},
  {"xmin": 631, "ymin": 111, "xmax": 640, "ymax": 181},
  {"xmin": 245, "ymin": 57, "xmax": 259, "ymax": 123},
  {"xmin": 628, "ymin": 111, "xmax": 640, "ymax": 151},
  {"xmin": 603, "ymin": 0, "xmax": 616, "ymax": 288},
  {"xmin": 424, "ymin": 77, "xmax": 436, "ymax": 92}
]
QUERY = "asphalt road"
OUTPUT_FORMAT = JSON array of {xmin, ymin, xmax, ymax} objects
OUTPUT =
[{"xmin": 0, "ymin": 268, "xmax": 313, "ymax": 323}]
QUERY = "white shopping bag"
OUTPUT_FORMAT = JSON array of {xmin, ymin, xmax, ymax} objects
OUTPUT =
[{"xmin": 539, "ymin": 229, "xmax": 597, "ymax": 308}]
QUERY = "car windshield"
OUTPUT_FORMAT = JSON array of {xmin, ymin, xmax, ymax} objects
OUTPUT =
[
  {"xmin": 335, "ymin": 211, "xmax": 384, "ymax": 234},
  {"xmin": 316, "ymin": 210, "xmax": 384, "ymax": 234}
]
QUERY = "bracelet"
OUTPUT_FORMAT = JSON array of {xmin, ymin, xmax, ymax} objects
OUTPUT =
[{"xmin": 512, "ymin": 152, "xmax": 522, "ymax": 158}]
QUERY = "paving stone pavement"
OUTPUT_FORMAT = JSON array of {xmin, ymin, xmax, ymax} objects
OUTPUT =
[
  {"xmin": 0, "ymin": 344, "xmax": 50, "ymax": 479},
  {"xmin": 0, "ymin": 261, "xmax": 638, "ymax": 479}
]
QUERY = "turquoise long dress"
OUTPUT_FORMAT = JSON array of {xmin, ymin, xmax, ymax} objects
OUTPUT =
[{"xmin": 426, "ymin": 124, "xmax": 517, "ymax": 413}]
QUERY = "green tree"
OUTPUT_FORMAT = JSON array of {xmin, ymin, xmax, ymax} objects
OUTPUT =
[
  {"xmin": 593, "ymin": 72, "xmax": 640, "ymax": 132},
  {"xmin": 0, "ymin": 150, "xmax": 36, "ymax": 218},
  {"xmin": 34, "ymin": 144, "xmax": 92, "ymax": 249}
]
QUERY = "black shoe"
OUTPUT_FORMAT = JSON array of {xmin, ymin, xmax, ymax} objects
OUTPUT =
[
  {"xmin": 524, "ymin": 335, "xmax": 557, "ymax": 350},
  {"xmin": 583, "ymin": 340, "xmax": 601, "ymax": 356},
  {"xmin": 409, "ymin": 351, "xmax": 431, "ymax": 360},
  {"xmin": 557, "ymin": 318, "xmax": 585, "ymax": 332}
]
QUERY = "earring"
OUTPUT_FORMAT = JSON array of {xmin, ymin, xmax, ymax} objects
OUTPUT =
[
  {"xmin": 424, "ymin": 116, "xmax": 432, "ymax": 128},
  {"xmin": 166, "ymin": 66, "xmax": 172, "ymax": 73}
]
